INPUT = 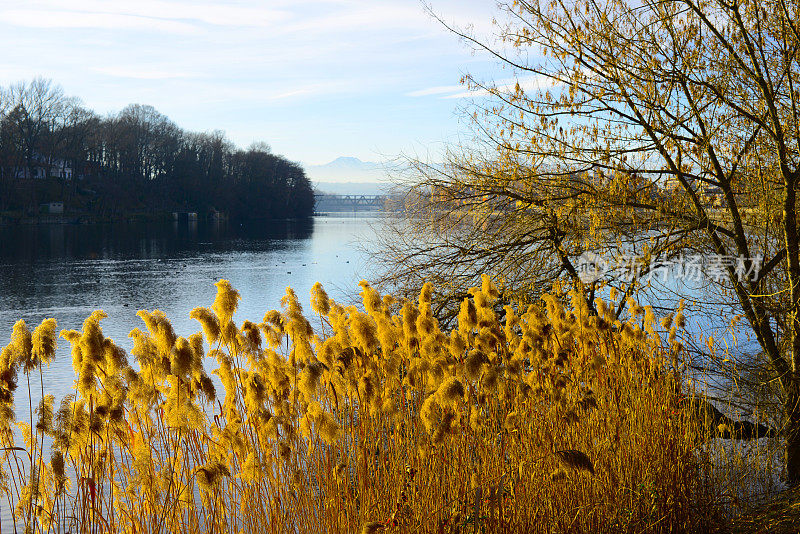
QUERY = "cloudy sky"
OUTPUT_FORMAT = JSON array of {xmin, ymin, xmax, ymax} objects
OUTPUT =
[{"xmin": 0, "ymin": 0, "xmax": 507, "ymax": 167}]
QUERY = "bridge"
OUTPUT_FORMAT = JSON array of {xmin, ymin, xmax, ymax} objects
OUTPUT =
[{"xmin": 314, "ymin": 194, "xmax": 388, "ymax": 212}]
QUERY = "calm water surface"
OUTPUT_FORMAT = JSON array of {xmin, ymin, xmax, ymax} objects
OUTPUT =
[
  {"xmin": 0, "ymin": 215, "xmax": 382, "ymax": 417},
  {"xmin": 0, "ymin": 216, "xmax": 758, "ymax": 409}
]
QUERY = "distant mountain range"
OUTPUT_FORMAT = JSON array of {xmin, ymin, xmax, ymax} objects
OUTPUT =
[
  {"xmin": 306, "ymin": 156, "xmax": 390, "ymax": 181},
  {"xmin": 306, "ymin": 156, "xmax": 395, "ymax": 196}
]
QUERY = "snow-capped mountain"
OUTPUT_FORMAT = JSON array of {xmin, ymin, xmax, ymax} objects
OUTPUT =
[{"xmin": 305, "ymin": 156, "xmax": 389, "ymax": 184}]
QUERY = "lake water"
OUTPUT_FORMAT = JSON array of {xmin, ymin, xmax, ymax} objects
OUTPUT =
[
  {"xmin": 0, "ymin": 216, "xmax": 761, "ymax": 409},
  {"xmin": 0, "ymin": 215, "xmax": 383, "ymax": 419}
]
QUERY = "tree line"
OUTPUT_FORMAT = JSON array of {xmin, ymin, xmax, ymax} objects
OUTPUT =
[{"xmin": 0, "ymin": 78, "xmax": 314, "ymax": 221}]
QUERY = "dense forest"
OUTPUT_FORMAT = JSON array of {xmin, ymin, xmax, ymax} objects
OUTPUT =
[{"xmin": 0, "ymin": 78, "xmax": 315, "ymax": 222}]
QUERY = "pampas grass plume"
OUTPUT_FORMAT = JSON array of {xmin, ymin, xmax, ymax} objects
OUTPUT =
[
  {"xmin": 31, "ymin": 318, "xmax": 57, "ymax": 367},
  {"xmin": 310, "ymin": 282, "xmax": 331, "ymax": 315},
  {"xmin": 190, "ymin": 307, "xmax": 220, "ymax": 345},
  {"xmin": 10, "ymin": 320, "xmax": 32, "ymax": 370},
  {"xmin": 212, "ymin": 279, "xmax": 241, "ymax": 326}
]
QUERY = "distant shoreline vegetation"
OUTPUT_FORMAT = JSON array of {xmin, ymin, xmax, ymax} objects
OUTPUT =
[{"xmin": 0, "ymin": 78, "xmax": 315, "ymax": 224}]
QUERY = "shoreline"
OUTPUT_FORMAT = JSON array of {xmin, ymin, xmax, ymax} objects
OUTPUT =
[{"xmin": 0, "ymin": 213, "xmax": 320, "ymax": 226}]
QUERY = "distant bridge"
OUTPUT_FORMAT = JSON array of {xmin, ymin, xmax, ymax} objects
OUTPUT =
[{"xmin": 314, "ymin": 194, "xmax": 388, "ymax": 211}]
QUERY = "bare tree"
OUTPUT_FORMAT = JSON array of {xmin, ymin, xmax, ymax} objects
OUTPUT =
[
  {"xmin": 374, "ymin": 0, "xmax": 800, "ymax": 482},
  {"xmin": 6, "ymin": 78, "xmax": 70, "ymax": 179}
]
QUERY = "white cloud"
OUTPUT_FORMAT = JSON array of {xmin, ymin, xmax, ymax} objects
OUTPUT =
[
  {"xmin": 408, "ymin": 74, "xmax": 558, "ymax": 99},
  {"xmin": 190, "ymin": 79, "xmax": 362, "ymax": 105},
  {"xmin": 1, "ymin": 9, "xmax": 202, "ymax": 34},
  {"xmin": 1, "ymin": 1, "xmax": 433, "ymax": 35},
  {"xmin": 280, "ymin": 4, "xmax": 433, "ymax": 35},
  {"xmin": 91, "ymin": 67, "xmax": 195, "ymax": 80},
  {"xmin": 86, "ymin": 1, "xmax": 292, "ymax": 27},
  {"xmin": 2, "ymin": 0, "xmax": 293, "ymax": 28},
  {"xmin": 406, "ymin": 84, "xmax": 465, "ymax": 97}
]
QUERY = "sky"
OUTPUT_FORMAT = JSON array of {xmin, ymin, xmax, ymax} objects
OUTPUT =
[{"xmin": 0, "ymin": 0, "xmax": 508, "ymax": 169}]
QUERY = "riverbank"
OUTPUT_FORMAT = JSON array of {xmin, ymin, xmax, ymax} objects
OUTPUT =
[
  {"xmin": 0, "ymin": 211, "xmax": 319, "ymax": 226},
  {"xmin": 0, "ymin": 210, "xmax": 176, "ymax": 225}
]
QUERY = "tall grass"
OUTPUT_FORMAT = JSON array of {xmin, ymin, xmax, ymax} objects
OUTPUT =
[{"xmin": 0, "ymin": 277, "xmax": 768, "ymax": 532}]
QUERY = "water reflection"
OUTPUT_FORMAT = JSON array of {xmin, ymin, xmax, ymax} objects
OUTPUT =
[{"xmin": 0, "ymin": 219, "xmax": 314, "ymax": 263}]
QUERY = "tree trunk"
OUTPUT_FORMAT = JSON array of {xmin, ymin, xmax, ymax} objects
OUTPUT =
[{"xmin": 786, "ymin": 384, "xmax": 800, "ymax": 485}]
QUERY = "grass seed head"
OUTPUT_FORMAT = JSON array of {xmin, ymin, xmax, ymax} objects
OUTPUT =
[
  {"xmin": 241, "ymin": 320, "xmax": 262, "ymax": 352},
  {"xmin": 31, "ymin": 318, "xmax": 57, "ymax": 367},
  {"xmin": 190, "ymin": 307, "xmax": 220, "ymax": 345},
  {"xmin": 171, "ymin": 337, "xmax": 193, "ymax": 378},
  {"xmin": 437, "ymin": 377, "xmax": 465, "ymax": 404},
  {"xmin": 11, "ymin": 320, "xmax": 33, "ymax": 371},
  {"xmin": 465, "ymin": 349, "xmax": 487, "ymax": 381},
  {"xmin": 311, "ymin": 282, "xmax": 332, "ymax": 315},
  {"xmin": 458, "ymin": 298, "xmax": 478, "ymax": 333},
  {"xmin": 212, "ymin": 279, "xmax": 241, "ymax": 326}
]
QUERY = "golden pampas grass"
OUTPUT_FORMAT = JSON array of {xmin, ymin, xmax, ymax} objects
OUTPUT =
[
  {"xmin": 259, "ymin": 322, "xmax": 283, "ymax": 349},
  {"xmin": 401, "ymin": 302, "xmax": 419, "ymax": 344},
  {"xmin": 241, "ymin": 320, "xmax": 262, "ymax": 349},
  {"xmin": 31, "ymin": 318, "xmax": 57, "ymax": 367},
  {"xmin": 190, "ymin": 307, "xmax": 220, "ymax": 345},
  {"xmin": 10, "ymin": 320, "xmax": 32, "ymax": 371},
  {"xmin": 299, "ymin": 360, "xmax": 325, "ymax": 401},
  {"xmin": 212, "ymin": 279, "xmax": 240, "ymax": 326},
  {"xmin": 358, "ymin": 280, "xmax": 382, "ymax": 315},
  {"xmin": 310, "ymin": 282, "xmax": 331, "ymax": 315},
  {"xmin": 136, "ymin": 309, "xmax": 175, "ymax": 358},
  {"xmin": 0, "ymin": 276, "xmax": 722, "ymax": 532},
  {"xmin": 318, "ymin": 412, "xmax": 341, "ymax": 444},
  {"xmin": 263, "ymin": 309, "xmax": 284, "ymax": 332},
  {"xmin": 170, "ymin": 337, "xmax": 193, "ymax": 378},
  {"xmin": 481, "ymin": 273, "xmax": 500, "ymax": 299},
  {"xmin": 128, "ymin": 327, "xmax": 159, "ymax": 369},
  {"xmin": 103, "ymin": 338, "xmax": 128, "ymax": 375},
  {"xmin": 35, "ymin": 394, "xmax": 54, "ymax": 434},
  {"xmin": 436, "ymin": 377, "xmax": 465, "ymax": 404},
  {"xmin": 349, "ymin": 311, "xmax": 378, "ymax": 355},
  {"xmin": 50, "ymin": 450, "xmax": 66, "ymax": 484},
  {"xmin": 595, "ymin": 298, "xmax": 608, "ymax": 319},
  {"xmin": 465, "ymin": 349, "xmax": 487, "ymax": 381},
  {"xmin": 448, "ymin": 330, "xmax": 467, "ymax": 359},
  {"xmin": 675, "ymin": 310, "xmax": 686, "ymax": 329},
  {"xmin": 458, "ymin": 297, "xmax": 478, "ymax": 334},
  {"xmin": 420, "ymin": 394, "xmax": 438, "ymax": 434}
]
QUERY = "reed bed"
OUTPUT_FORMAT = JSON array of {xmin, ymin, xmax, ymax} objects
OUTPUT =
[{"xmin": 0, "ymin": 277, "xmax": 765, "ymax": 532}]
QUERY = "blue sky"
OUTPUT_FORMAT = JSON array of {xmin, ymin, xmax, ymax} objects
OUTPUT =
[{"xmin": 0, "ymin": 0, "xmax": 507, "ymax": 167}]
